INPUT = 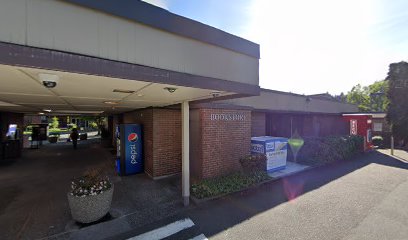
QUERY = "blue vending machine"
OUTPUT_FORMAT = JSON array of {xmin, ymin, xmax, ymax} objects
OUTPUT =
[
  {"xmin": 251, "ymin": 136, "xmax": 288, "ymax": 172},
  {"xmin": 115, "ymin": 124, "xmax": 143, "ymax": 176}
]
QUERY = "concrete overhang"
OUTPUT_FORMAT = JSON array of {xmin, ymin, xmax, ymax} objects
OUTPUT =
[
  {"xmin": 0, "ymin": 62, "xmax": 246, "ymax": 115},
  {"xmin": 0, "ymin": 42, "xmax": 260, "ymax": 115},
  {"xmin": 62, "ymin": 0, "xmax": 260, "ymax": 59}
]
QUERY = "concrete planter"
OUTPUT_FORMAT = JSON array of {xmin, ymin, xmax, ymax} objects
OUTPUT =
[
  {"xmin": 79, "ymin": 133, "xmax": 88, "ymax": 140},
  {"xmin": 67, "ymin": 184, "xmax": 114, "ymax": 223},
  {"xmin": 48, "ymin": 136, "xmax": 58, "ymax": 143}
]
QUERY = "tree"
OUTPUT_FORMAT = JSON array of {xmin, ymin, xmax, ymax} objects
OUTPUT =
[
  {"xmin": 346, "ymin": 84, "xmax": 370, "ymax": 111},
  {"xmin": 346, "ymin": 81, "xmax": 389, "ymax": 112},
  {"xmin": 386, "ymin": 61, "xmax": 408, "ymax": 144},
  {"xmin": 368, "ymin": 80, "xmax": 389, "ymax": 112},
  {"xmin": 79, "ymin": 116, "xmax": 107, "ymax": 135},
  {"xmin": 50, "ymin": 116, "xmax": 59, "ymax": 129}
]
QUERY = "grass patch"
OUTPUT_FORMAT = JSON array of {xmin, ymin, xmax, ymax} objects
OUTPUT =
[{"xmin": 191, "ymin": 171, "xmax": 271, "ymax": 199}]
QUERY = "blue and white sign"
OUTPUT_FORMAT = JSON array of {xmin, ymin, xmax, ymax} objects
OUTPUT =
[
  {"xmin": 124, "ymin": 124, "xmax": 143, "ymax": 175},
  {"xmin": 251, "ymin": 136, "xmax": 288, "ymax": 172},
  {"xmin": 116, "ymin": 124, "xmax": 143, "ymax": 175}
]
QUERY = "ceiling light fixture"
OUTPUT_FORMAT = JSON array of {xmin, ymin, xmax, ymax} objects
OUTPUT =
[
  {"xmin": 38, "ymin": 112, "xmax": 45, "ymax": 115},
  {"xmin": 211, "ymin": 91, "xmax": 221, "ymax": 98},
  {"xmin": 43, "ymin": 109, "xmax": 52, "ymax": 112},
  {"xmin": 137, "ymin": 93, "xmax": 144, "ymax": 97},
  {"xmin": 103, "ymin": 101, "xmax": 119, "ymax": 105},
  {"xmin": 113, "ymin": 89, "xmax": 135, "ymax": 94},
  {"xmin": 164, "ymin": 87, "xmax": 177, "ymax": 93}
]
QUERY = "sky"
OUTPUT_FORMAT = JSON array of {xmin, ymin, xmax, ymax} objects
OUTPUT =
[{"xmin": 143, "ymin": 0, "xmax": 408, "ymax": 95}]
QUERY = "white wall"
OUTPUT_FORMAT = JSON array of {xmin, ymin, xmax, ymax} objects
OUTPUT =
[{"xmin": 0, "ymin": 0, "xmax": 259, "ymax": 86}]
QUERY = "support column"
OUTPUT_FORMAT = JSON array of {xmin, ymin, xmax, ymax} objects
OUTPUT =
[{"xmin": 182, "ymin": 101, "xmax": 190, "ymax": 206}]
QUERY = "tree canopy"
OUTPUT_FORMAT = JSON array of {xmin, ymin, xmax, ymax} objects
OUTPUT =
[
  {"xmin": 346, "ymin": 81, "xmax": 388, "ymax": 112},
  {"xmin": 385, "ymin": 61, "xmax": 408, "ymax": 142}
]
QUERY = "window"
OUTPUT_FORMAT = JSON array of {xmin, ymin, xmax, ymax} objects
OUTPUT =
[{"xmin": 373, "ymin": 122, "xmax": 382, "ymax": 132}]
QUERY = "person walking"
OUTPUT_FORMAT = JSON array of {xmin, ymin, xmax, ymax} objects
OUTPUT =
[{"xmin": 70, "ymin": 128, "xmax": 79, "ymax": 149}]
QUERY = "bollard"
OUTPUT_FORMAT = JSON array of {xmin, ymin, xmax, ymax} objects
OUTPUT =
[
  {"xmin": 390, "ymin": 136, "xmax": 394, "ymax": 155},
  {"xmin": 363, "ymin": 136, "xmax": 367, "ymax": 152}
]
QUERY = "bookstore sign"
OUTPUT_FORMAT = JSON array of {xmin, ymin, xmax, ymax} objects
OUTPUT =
[{"xmin": 210, "ymin": 113, "xmax": 246, "ymax": 121}]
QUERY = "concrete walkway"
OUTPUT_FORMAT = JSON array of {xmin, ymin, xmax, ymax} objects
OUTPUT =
[
  {"xmin": 268, "ymin": 161, "xmax": 310, "ymax": 178},
  {"xmin": 0, "ymin": 140, "xmax": 185, "ymax": 240},
  {"xmin": 112, "ymin": 150, "xmax": 408, "ymax": 240},
  {"xmin": 377, "ymin": 148, "xmax": 408, "ymax": 162}
]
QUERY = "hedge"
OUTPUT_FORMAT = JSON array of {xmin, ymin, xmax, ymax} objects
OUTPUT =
[
  {"xmin": 191, "ymin": 171, "xmax": 271, "ymax": 199},
  {"xmin": 288, "ymin": 135, "xmax": 364, "ymax": 166}
]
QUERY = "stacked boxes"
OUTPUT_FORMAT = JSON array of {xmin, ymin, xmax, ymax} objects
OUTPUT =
[{"xmin": 251, "ymin": 136, "xmax": 288, "ymax": 172}]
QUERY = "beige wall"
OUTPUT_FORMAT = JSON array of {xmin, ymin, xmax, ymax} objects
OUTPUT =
[
  {"xmin": 218, "ymin": 90, "xmax": 358, "ymax": 113},
  {"xmin": 0, "ymin": 0, "xmax": 258, "ymax": 86}
]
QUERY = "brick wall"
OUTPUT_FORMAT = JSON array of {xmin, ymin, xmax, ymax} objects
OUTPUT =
[
  {"xmin": 123, "ymin": 108, "xmax": 181, "ymax": 178},
  {"xmin": 251, "ymin": 111, "xmax": 266, "ymax": 137},
  {"xmin": 152, "ymin": 109, "xmax": 182, "ymax": 177},
  {"xmin": 191, "ymin": 108, "xmax": 251, "ymax": 179}
]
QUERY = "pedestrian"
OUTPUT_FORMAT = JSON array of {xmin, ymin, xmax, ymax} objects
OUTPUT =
[{"xmin": 70, "ymin": 128, "xmax": 79, "ymax": 149}]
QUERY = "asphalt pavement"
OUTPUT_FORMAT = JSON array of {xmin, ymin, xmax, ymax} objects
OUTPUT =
[{"xmin": 113, "ymin": 150, "xmax": 408, "ymax": 240}]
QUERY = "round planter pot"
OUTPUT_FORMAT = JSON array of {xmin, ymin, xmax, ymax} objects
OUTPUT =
[
  {"xmin": 67, "ymin": 185, "xmax": 114, "ymax": 224},
  {"xmin": 48, "ymin": 136, "xmax": 58, "ymax": 143}
]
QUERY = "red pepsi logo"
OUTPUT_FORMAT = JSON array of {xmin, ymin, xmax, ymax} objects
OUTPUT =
[{"xmin": 128, "ymin": 133, "xmax": 138, "ymax": 142}]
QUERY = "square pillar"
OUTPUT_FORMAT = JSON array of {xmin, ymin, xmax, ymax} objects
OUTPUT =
[{"xmin": 182, "ymin": 101, "xmax": 190, "ymax": 206}]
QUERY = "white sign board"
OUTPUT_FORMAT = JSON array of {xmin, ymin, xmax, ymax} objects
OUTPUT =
[
  {"xmin": 251, "ymin": 136, "xmax": 288, "ymax": 172},
  {"xmin": 350, "ymin": 119, "xmax": 358, "ymax": 135}
]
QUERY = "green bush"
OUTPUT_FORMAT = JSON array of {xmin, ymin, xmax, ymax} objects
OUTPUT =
[
  {"xmin": 191, "ymin": 171, "xmax": 271, "ymax": 199},
  {"xmin": 50, "ymin": 116, "xmax": 59, "ymax": 129},
  {"xmin": 67, "ymin": 123, "xmax": 77, "ymax": 130},
  {"xmin": 239, "ymin": 154, "xmax": 266, "ymax": 172},
  {"xmin": 89, "ymin": 122, "xmax": 98, "ymax": 129},
  {"xmin": 372, "ymin": 136, "xmax": 384, "ymax": 148},
  {"xmin": 288, "ymin": 135, "xmax": 364, "ymax": 166}
]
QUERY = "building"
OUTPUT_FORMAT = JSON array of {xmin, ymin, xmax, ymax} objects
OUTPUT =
[{"xmin": 0, "ymin": 0, "xmax": 357, "ymax": 204}]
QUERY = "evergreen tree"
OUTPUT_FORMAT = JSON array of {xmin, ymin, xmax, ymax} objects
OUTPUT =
[{"xmin": 386, "ymin": 61, "xmax": 408, "ymax": 143}]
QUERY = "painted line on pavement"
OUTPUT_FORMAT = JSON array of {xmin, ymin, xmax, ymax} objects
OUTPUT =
[
  {"xmin": 127, "ymin": 218, "xmax": 195, "ymax": 240},
  {"xmin": 189, "ymin": 233, "xmax": 208, "ymax": 240}
]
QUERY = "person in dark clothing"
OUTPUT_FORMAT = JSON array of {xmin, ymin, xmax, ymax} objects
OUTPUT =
[{"xmin": 70, "ymin": 128, "xmax": 79, "ymax": 149}]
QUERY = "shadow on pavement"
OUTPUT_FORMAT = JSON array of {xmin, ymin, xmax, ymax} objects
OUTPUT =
[
  {"xmin": 188, "ymin": 150, "xmax": 408, "ymax": 239},
  {"xmin": 0, "ymin": 140, "xmax": 185, "ymax": 240}
]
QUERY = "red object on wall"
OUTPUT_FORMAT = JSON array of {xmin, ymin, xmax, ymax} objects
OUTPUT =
[{"xmin": 342, "ymin": 114, "xmax": 373, "ymax": 151}]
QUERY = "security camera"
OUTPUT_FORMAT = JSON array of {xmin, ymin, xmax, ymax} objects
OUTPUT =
[
  {"xmin": 42, "ymin": 81, "xmax": 57, "ymax": 88},
  {"xmin": 39, "ymin": 73, "xmax": 59, "ymax": 89},
  {"xmin": 211, "ymin": 91, "xmax": 221, "ymax": 98}
]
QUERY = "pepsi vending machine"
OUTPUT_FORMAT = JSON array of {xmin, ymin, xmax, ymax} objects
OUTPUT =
[{"xmin": 115, "ymin": 124, "xmax": 143, "ymax": 175}]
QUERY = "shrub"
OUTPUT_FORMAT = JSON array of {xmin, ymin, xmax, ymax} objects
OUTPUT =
[
  {"xmin": 239, "ymin": 154, "xmax": 266, "ymax": 172},
  {"xmin": 288, "ymin": 135, "xmax": 364, "ymax": 166},
  {"xmin": 191, "ymin": 171, "xmax": 271, "ymax": 199},
  {"xmin": 372, "ymin": 136, "xmax": 384, "ymax": 148},
  {"xmin": 50, "ymin": 116, "xmax": 59, "ymax": 129},
  {"xmin": 67, "ymin": 123, "xmax": 78, "ymax": 131},
  {"xmin": 89, "ymin": 122, "xmax": 98, "ymax": 129}
]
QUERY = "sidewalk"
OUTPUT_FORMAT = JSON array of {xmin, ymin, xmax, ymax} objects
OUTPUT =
[
  {"xmin": 377, "ymin": 149, "xmax": 408, "ymax": 162},
  {"xmin": 0, "ymin": 141, "xmax": 186, "ymax": 240}
]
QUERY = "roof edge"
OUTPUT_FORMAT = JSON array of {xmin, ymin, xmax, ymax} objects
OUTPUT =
[{"xmin": 62, "ymin": 0, "xmax": 260, "ymax": 58}]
